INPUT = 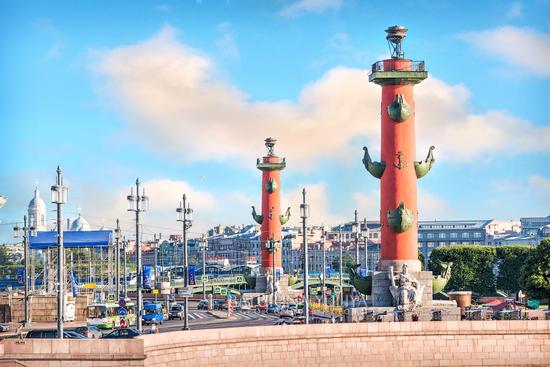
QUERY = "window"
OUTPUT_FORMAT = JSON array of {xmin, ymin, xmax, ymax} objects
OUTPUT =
[
  {"xmin": 439, "ymin": 233, "xmax": 446, "ymax": 239},
  {"xmin": 462, "ymin": 232, "xmax": 469, "ymax": 238},
  {"xmin": 418, "ymin": 233, "xmax": 423, "ymax": 239},
  {"xmin": 427, "ymin": 242, "xmax": 435, "ymax": 248},
  {"xmin": 450, "ymin": 233, "xmax": 458, "ymax": 239},
  {"xmin": 427, "ymin": 233, "xmax": 434, "ymax": 239},
  {"xmin": 439, "ymin": 242, "xmax": 446, "ymax": 246},
  {"xmin": 474, "ymin": 232, "xmax": 482, "ymax": 238}
]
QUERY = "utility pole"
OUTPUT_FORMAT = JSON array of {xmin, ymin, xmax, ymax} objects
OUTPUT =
[
  {"xmin": 354, "ymin": 210, "xmax": 359, "ymax": 265},
  {"xmin": 300, "ymin": 188, "xmax": 310, "ymax": 324},
  {"xmin": 123, "ymin": 237, "xmax": 128, "ymax": 298},
  {"xmin": 363, "ymin": 218, "xmax": 369, "ymax": 274},
  {"xmin": 127, "ymin": 179, "xmax": 149, "ymax": 332},
  {"xmin": 115, "ymin": 219, "xmax": 121, "ymax": 299},
  {"xmin": 51, "ymin": 166, "xmax": 68, "ymax": 339},
  {"xmin": 13, "ymin": 216, "xmax": 36, "ymax": 326},
  {"xmin": 177, "ymin": 195, "xmax": 193, "ymax": 331},
  {"xmin": 321, "ymin": 229, "xmax": 326, "ymax": 306},
  {"xmin": 339, "ymin": 225, "xmax": 343, "ymax": 307},
  {"xmin": 200, "ymin": 235, "xmax": 207, "ymax": 301}
]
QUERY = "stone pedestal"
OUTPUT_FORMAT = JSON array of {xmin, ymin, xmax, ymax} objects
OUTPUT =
[{"xmin": 371, "ymin": 270, "xmax": 433, "ymax": 307}]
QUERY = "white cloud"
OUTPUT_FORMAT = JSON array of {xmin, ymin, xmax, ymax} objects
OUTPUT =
[
  {"xmin": 279, "ymin": 0, "xmax": 342, "ymax": 18},
  {"xmin": 281, "ymin": 182, "xmax": 345, "ymax": 226},
  {"xmin": 94, "ymin": 26, "xmax": 550, "ymax": 171},
  {"xmin": 506, "ymin": 2, "xmax": 523, "ymax": 19},
  {"xmin": 216, "ymin": 22, "xmax": 240, "ymax": 62},
  {"xmin": 352, "ymin": 190, "xmax": 379, "ymax": 220},
  {"xmin": 458, "ymin": 26, "xmax": 550, "ymax": 76}
]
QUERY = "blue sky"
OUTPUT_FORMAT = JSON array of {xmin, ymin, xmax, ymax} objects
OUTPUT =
[{"xmin": 1, "ymin": 0, "xmax": 549, "ymax": 241}]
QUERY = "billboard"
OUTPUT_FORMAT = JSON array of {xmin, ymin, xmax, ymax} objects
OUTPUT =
[
  {"xmin": 188, "ymin": 265, "xmax": 196, "ymax": 286},
  {"xmin": 143, "ymin": 265, "xmax": 154, "ymax": 289}
]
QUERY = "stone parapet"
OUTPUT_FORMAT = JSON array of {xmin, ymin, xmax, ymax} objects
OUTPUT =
[{"xmin": 1, "ymin": 321, "xmax": 549, "ymax": 366}]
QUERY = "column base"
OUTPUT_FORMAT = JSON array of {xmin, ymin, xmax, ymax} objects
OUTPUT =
[
  {"xmin": 372, "ymin": 269, "xmax": 433, "ymax": 307},
  {"xmin": 377, "ymin": 259, "xmax": 422, "ymax": 272}
]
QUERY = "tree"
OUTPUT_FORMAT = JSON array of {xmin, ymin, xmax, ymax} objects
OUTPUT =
[
  {"xmin": 519, "ymin": 239, "xmax": 550, "ymax": 301},
  {"xmin": 0, "ymin": 245, "xmax": 13, "ymax": 265},
  {"xmin": 428, "ymin": 245, "xmax": 496, "ymax": 294},
  {"xmin": 495, "ymin": 245, "xmax": 533, "ymax": 293},
  {"xmin": 331, "ymin": 253, "xmax": 354, "ymax": 272}
]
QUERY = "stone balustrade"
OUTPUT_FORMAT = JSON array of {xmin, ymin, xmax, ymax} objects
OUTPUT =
[{"xmin": 0, "ymin": 320, "xmax": 548, "ymax": 366}]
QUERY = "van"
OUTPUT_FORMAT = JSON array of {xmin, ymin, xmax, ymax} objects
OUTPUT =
[{"xmin": 142, "ymin": 303, "xmax": 164, "ymax": 325}]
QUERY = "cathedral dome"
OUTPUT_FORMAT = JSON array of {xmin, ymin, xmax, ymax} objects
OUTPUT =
[
  {"xmin": 28, "ymin": 188, "xmax": 46, "ymax": 209},
  {"xmin": 70, "ymin": 214, "xmax": 91, "ymax": 231}
]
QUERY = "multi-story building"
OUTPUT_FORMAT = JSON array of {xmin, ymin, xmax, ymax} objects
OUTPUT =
[
  {"xmin": 417, "ymin": 220, "xmax": 492, "ymax": 262},
  {"xmin": 520, "ymin": 216, "xmax": 550, "ymax": 236}
]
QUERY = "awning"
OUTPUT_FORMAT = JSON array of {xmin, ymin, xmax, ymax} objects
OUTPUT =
[{"xmin": 29, "ymin": 230, "xmax": 112, "ymax": 249}]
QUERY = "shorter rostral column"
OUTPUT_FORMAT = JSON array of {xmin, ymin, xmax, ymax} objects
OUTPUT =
[
  {"xmin": 252, "ymin": 138, "xmax": 291, "ymax": 293},
  {"xmin": 363, "ymin": 26, "xmax": 436, "ymax": 307}
]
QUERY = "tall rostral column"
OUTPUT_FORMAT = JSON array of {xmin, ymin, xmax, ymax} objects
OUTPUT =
[
  {"xmin": 252, "ymin": 138, "xmax": 291, "ymax": 289},
  {"xmin": 363, "ymin": 26, "xmax": 435, "ymax": 306}
]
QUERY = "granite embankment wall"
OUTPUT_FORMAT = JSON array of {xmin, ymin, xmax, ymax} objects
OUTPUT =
[
  {"xmin": 0, "ymin": 320, "xmax": 549, "ymax": 367},
  {"xmin": 0, "ymin": 295, "xmax": 93, "ymax": 323}
]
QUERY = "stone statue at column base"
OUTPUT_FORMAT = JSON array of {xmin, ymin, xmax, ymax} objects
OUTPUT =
[{"xmin": 388, "ymin": 264, "xmax": 425, "ymax": 311}]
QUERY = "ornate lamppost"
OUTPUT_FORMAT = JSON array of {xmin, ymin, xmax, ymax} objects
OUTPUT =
[
  {"xmin": 300, "ymin": 188, "xmax": 310, "ymax": 324},
  {"xmin": 127, "ymin": 179, "xmax": 149, "ymax": 332},
  {"xmin": 51, "ymin": 166, "xmax": 68, "ymax": 338}
]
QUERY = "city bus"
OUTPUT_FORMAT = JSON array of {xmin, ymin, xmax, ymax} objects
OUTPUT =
[{"xmin": 86, "ymin": 302, "xmax": 136, "ymax": 329}]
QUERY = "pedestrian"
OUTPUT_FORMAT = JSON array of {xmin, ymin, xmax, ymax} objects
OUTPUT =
[{"xmin": 150, "ymin": 322, "xmax": 158, "ymax": 334}]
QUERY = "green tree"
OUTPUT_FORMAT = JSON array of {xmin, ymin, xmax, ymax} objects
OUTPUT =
[
  {"xmin": 418, "ymin": 252, "xmax": 425, "ymax": 271},
  {"xmin": 519, "ymin": 239, "xmax": 550, "ymax": 301},
  {"xmin": 331, "ymin": 253, "xmax": 354, "ymax": 272},
  {"xmin": 428, "ymin": 245, "xmax": 496, "ymax": 294},
  {"xmin": 495, "ymin": 245, "xmax": 533, "ymax": 293},
  {"xmin": 0, "ymin": 245, "xmax": 13, "ymax": 265}
]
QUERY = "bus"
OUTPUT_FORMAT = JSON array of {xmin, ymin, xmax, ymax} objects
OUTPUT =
[{"xmin": 86, "ymin": 302, "xmax": 136, "ymax": 329}]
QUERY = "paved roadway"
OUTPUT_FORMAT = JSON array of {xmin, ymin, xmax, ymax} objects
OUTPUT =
[{"xmin": 156, "ymin": 310, "xmax": 280, "ymax": 332}]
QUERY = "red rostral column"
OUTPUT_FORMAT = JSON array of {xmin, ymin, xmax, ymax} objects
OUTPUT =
[
  {"xmin": 252, "ymin": 138, "xmax": 291, "ymax": 274},
  {"xmin": 363, "ymin": 26, "xmax": 435, "ymax": 273}
]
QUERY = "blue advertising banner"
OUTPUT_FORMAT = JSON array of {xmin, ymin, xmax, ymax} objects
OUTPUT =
[
  {"xmin": 71, "ymin": 271, "xmax": 79, "ymax": 297},
  {"xmin": 143, "ymin": 265, "xmax": 153, "ymax": 289},
  {"xmin": 188, "ymin": 265, "xmax": 196, "ymax": 285},
  {"xmin": 275, "ymin": 269, "xmax": 281, "ymax": 282},
  {"xmin": 16, "ymin": 267, "xmax": 25, "ymax": 285}
]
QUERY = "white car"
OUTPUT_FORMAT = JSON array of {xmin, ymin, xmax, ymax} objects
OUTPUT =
[{"xmin": 236, "ymin": 301, "xmax": 252, "ymax": 311}]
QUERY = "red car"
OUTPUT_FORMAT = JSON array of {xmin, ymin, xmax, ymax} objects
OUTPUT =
[{"xmin": 256, "ymin": 303, "xmax": 267, "ymax": 312}]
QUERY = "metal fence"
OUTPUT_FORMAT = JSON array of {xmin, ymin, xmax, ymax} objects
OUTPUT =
[{"xmin": 371, "ymin": 60, "xmax": 425, "ymax": 73}]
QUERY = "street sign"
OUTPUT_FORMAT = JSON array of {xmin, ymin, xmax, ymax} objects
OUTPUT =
[
  {"xmin": 118, "ymin": 307, "xmax": 127, "ymax": 317},
  {"xmin": 152, "ymin": 289, "xmax": 159, "ymax": 294},
  {"xmin": 236, "ymin": 276, "xmax": 244, "ymax": 283},
  {"xmin": 119, "ymin": 317, "xmax": 126, "ymax": 328},
  {"xmin": 221, "ymin": 288, "xmax": 227, "ymax": 296},
  {"xmin": 118, "ymin": 298, "xmax": 126, "ymax": 308},
  {"xmin": 214, "ymin": 286, "xmax": 221, "ymax": 294},
  {"xmin": 179, "ymin": 287, "xmax": 193, "ymax": 297},
  {"xmin": 107, "ymin": 293, "xmax": 116, "ymax": 302}
]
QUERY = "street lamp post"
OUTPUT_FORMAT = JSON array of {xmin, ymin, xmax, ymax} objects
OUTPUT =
[
  {"xmin": 353, "ymin": 210, "xmax": 359, "ymax": 265},
  {"xmin": 127, "ymin": 179, "xmax": 149, "ymax": 332},
  {"xmin": 321, "ymin": 229, "xmax": 326, "ymax": 306},
  {"xmin": 51, "ymin": 166, "xmax": 68, "ymax": 339},
  {"xmin": 300, "ymin": 188, "xmax": 310, "ymax": 324},
  {"xmin": 114, "ymin": 219, "xmax": 121, "ymax": 299},
  {"xmin": 123, "ymin": 237, "xmax": 128, "ymax": 298},
  {"xmin": 199, "ymin": 235, "xmax": 208, "ymax": 301},
  {"xmin": 266, "ymin": 237, "xmax": 279, "ymax": 305},
  {"xmin": 338, "ymin": 225, "xmax": 343, "ymax": 307},
  {"xmin": 176, "ymin": 195, "xmax": 193, "ymax": 331},
  {"xmin": 13, "ymin": 216, "xmax": 37, "ymax": 327},
  {"xmin": 362, "ymin": 219, "xmax": 369, "ymax": 274}
]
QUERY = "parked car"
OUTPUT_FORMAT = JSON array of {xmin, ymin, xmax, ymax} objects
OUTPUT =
[
  {"xmin": 266, "ymin": 304, "xmax": 280, "ymax": 314},
  {"xmin": 279, "ymin": 309, "xmax": 294, "ymax": 318},
  {"xmin": 197, "ymin": 300, "xmax": 210, "ymax": 310},
  {"xmin": 214, "ymin": 300, "xmax": 227, "ymax": 310},
  {"xmin": 236, "ymin": 300, "xmax": 252, "ymax": 311},
  {"xmin": 169, "ymin": 304, "xmax": 185, "ymax": 320},
  {"xmin": 143, "ymin": 303, "xmax": 164, "ymax": 325},
  {"xmin": 26, "ymin": 329, "xmax": 86, "ymax": 339},
  {"xmin": 102, "ymin": 328, "xmax": 141, "ymax": 339},
  {"xmin": 256, "ymin": 303, "xmax": 267, "ymax": 312},
  {"xmin": 68, "ymin": 326, "xmax": 102, "ymax": 339},
  {"xmin": 0, "ymin": 324, "xmax": 10, "ymax": 332}
]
